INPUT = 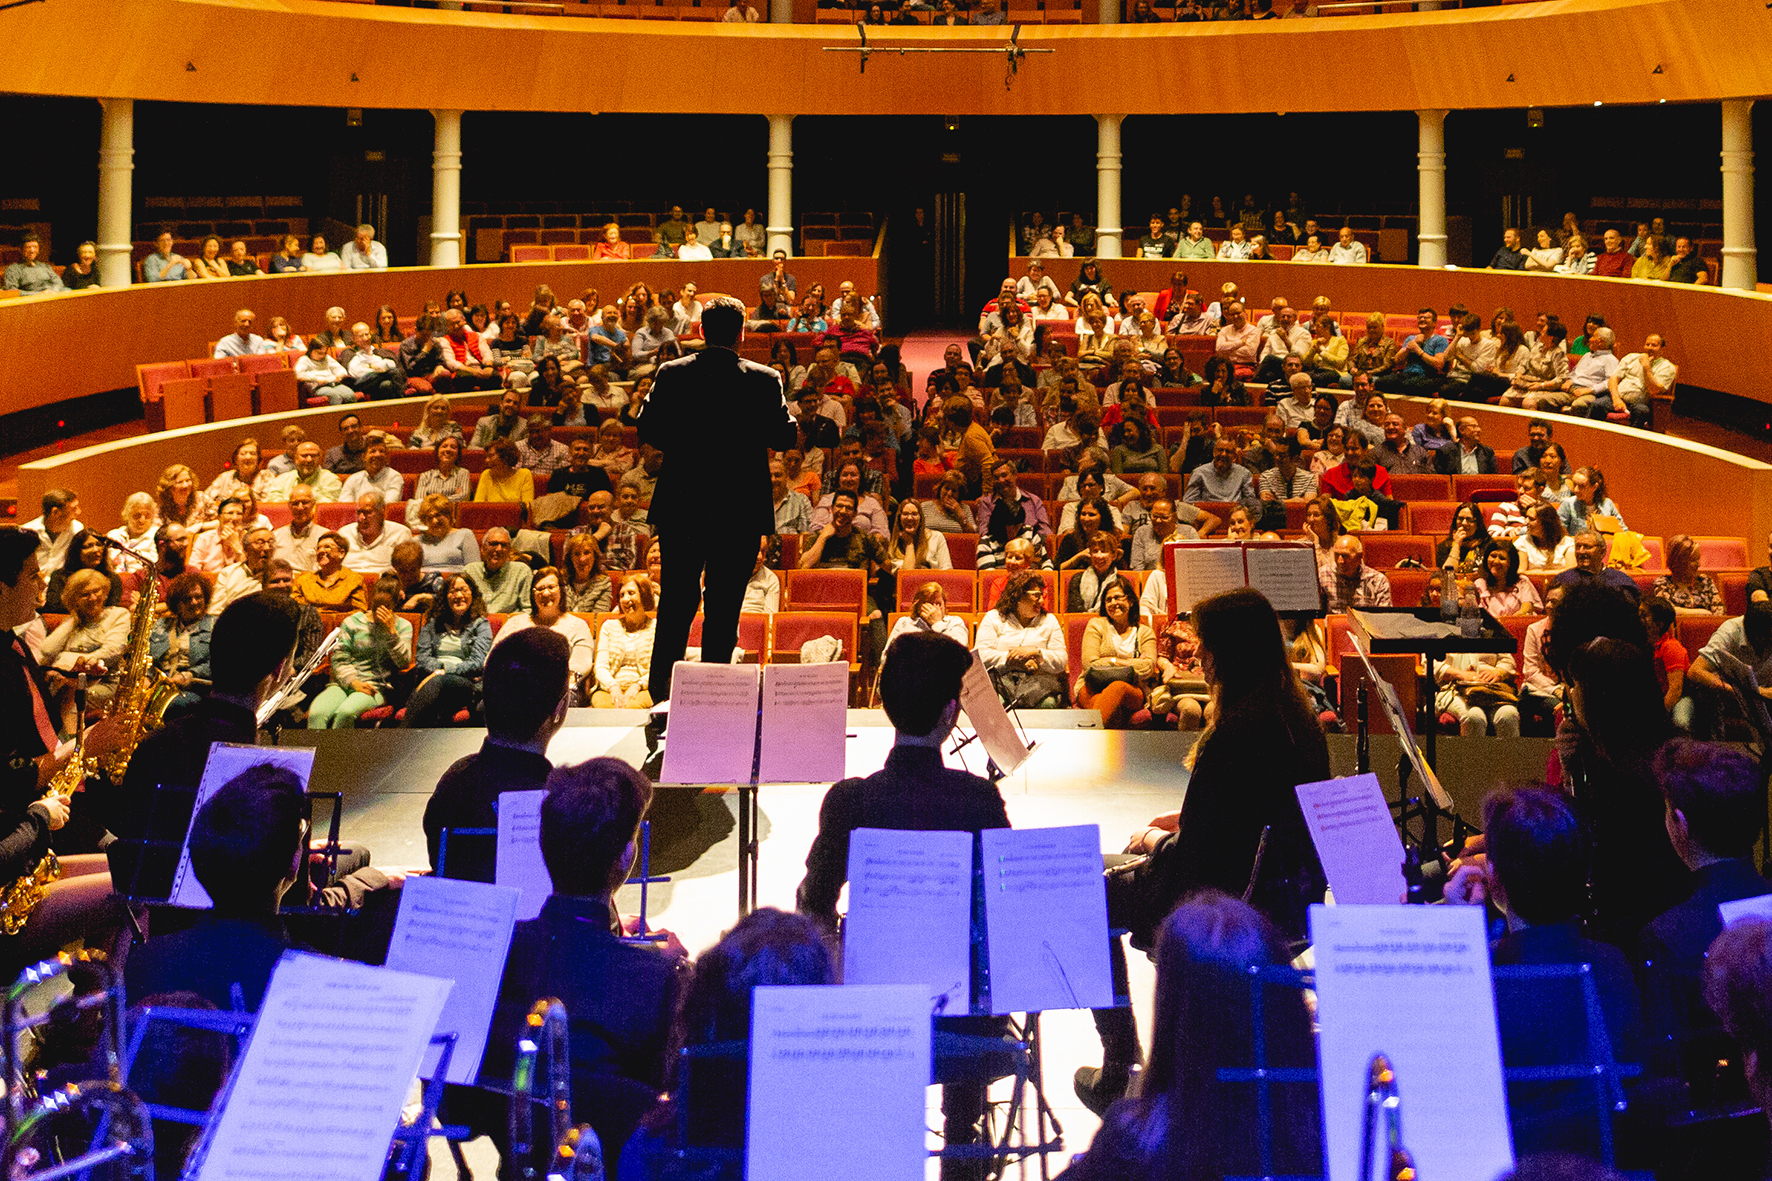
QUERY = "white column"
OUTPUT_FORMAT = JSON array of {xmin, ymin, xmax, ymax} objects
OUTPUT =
[
  {"xmin": 1417, "ymin": 108, "xmax": 1448, "ymax": 268},
  {"xmin": 430, "ymin": 109, "xmax": 464, "ymax": 268},
  {"xmin": 96, "ymin": 98, "xmax": 134, "ymax": 289},
  {"xmin": 1722, "ymin": 99, "xmax": 1757, "ymax": 291},
  {"xmin": 1095, "ymin": 114, "xmax": 1123, "ymax": 259},
  {"xmin": 767, "ymin": 114, "xmax": 794, "ymax": 258}
]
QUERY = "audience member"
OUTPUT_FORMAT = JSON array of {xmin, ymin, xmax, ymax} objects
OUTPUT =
[
  {"xmin": 1318, "ymin": 535, "xmax": 1392, "ymax": 611},
  {"xmin": 1550, "ymin": 531, "xmax": 1640, "ymax": 601},
  {"xmin": 976, "ymin": 569, "xmax": 1067, "ymax": 708},
  {"xmin": 591, "ymin": 576, "xmax": 657, "ymax": 708},
  {"xmin": 22, "ymin": 489, "xmax": 83, "ymax": 576}
]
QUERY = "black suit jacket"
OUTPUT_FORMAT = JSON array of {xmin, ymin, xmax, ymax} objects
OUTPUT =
[
  {"xmin": 113, "ymin": 696, "xmax": 259, "ymax": 844},
  {"xmin": 125, "ymin": 915, "xmax": 292, "ymax": 1012},
  {"xmin": 796, "ymin": 744, "xmax": 1009, "ymax": 926},
  {"xmin": 708, "ymin": 239, "xmax": 742, "ymax": 258},
  {"xmin": 1432, "ymin": 442, "xmax": 1499, "ymax": 476},
  {"xmin": 1638, "ymin": 858, "xmax": 1771, "ymax": 1078},
  {"xmin": 637, "ymin": 346, "xmax": 796, "ymax": 538},
  {"xmin": 422, "ymin": 739, "xmax": 554, "ymax": 880}
]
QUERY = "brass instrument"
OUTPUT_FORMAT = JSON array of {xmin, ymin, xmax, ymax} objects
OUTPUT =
[
  {"xmin": 511, "ymin": 998, "xmax": 606, "ymax": 1181},
  {"xmin": 95, "ymin": 537, "xmax": 175, "ymax": 783},
  {"xmin": 0, "ymin": 676, "xmax": 91, "ymax": 937}
]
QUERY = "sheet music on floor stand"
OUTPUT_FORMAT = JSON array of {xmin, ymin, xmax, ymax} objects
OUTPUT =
[
  {"xmin": 1165, "ymin": 539, "xmax": 1321, "ymax": 615},
  {"xmin": 191, "ymin": 951, "xmax": 452, "ymax": 1181},
  {"xmin": 168, "ymin": 743, "xmax": 317, "ymax": 910},
  {"xmin": 384, "ymin": 876, "xmax": 521, "ymax": 1083},
  {"xmin": 955, "ymin": 650, "xmax": 1033, "ymax": 778},
  {"xmin": 1348, "ymin": 637, "xmax": 1453, "ymax": 814}
]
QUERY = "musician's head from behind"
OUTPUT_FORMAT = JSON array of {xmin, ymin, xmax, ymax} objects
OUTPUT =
[
  {"xmin": 482, "ymin": 626, "xmax": 572, "ymax": 747},
  {"xmin": 189, "ymin": 763, "xmax": 308, "ymax": 917},
  {"xmin": 674, "ymin": 907, "xmax": 835, "ymax": 1054},
  {"xmin": 699, "ymin": 295, "xmax": 747, "ymax": 350},
  {"xmin": 540, "ymin": 758, "xmax": 654, "ymax": 899},
  {"xmin": 878, "ymin": 630, "xmax": 972, "ymax": 744},
  {"xmin": 1483, "ymin": 786, "xmax": 1587, "ymax": 927},
  {"xmin": 209, "ymin": 592, "xmax": 300, "ymax": 706},
  {"xmin": 0, "ymin": 528, "xmax": 45, "ymax": 630},
  {"xmin": 1656, "ymin": 738, "xmax": 1765, "ymax": 867}
]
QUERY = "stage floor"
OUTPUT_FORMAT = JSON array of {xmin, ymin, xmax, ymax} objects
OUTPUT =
[{"xmin": 277, "ymin": 712, "xmax": 1553, "ymax": 1178}]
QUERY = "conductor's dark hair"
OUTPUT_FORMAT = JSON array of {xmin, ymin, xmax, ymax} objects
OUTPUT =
[
  {"xmin": 700, "ymin": 295, "xmax": 746, "ymax": 348},
  {"xmin": 1656, "ymin": 738, "xmax": 1766, "ymax": 860},
  {"xmin": 0, "ymin": 528, "xmax": 38, "ymax": 586},
  {"xmin": 483, "ymin": 626, "xmax": 571, "ymax": 740},
  {"xmin": 189, "ymin": 763, "xmax": 307, "ymax": 913},
  {"xmin": 879, "ymin": 631, "xmax": 971, "ymax": 737},
  {"xmin": 209, "ymin": 592, "xmax": 300, "ymax": 694},
  {"xmin": 1483, "ymin": 786, "xmax": 1588, "ymax": 926},
  {"xmin": 541, "ymin": 758, "xmax": 654, "ymax": 896}
]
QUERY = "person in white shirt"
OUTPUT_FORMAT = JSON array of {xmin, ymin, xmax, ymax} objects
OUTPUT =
[
  {"xmin": 1328, "ymin": 226, "xmax": 1369, "ymax": 265},
  {"xmin": 671, "ymin": 284, "xmax": 703, "ymax": 331},
  {"xmin": 271, "ymin": 485, "xmax": 321, "ymax": 573},
  {"xmin": 1217, "ymin": 225, "xmax": 1255, "ymax": 261},
  {"xmin": 212, "ymin": 308, "xmax": 276, "ymax": 359},
  {"xmin": 675, "ymin": 229, "xmax": 713, "ymax": 261},
  {"xmin": 694, "ymin": 209, "xmax": 723, "ymax": 246},
  {"xmin": 740, "ymin": 542, "xmax": 780, "ymax": 614},
  {"xmin": 22, "ymin": 489, "xmax": 83, "ymax": 576},
  {"xmin": 1579, "ymin": 333, "xmax": 1677, "ymax": 426},
  {"xmin": 294, "ymin": 339, "xmax": 356, "ymax": 405},
  {"xmin": 1015, "ymin": 261, "xmax": 1063, "ymax": 304},
  {"xmin": 345, "ymin": 322, "xmax": 404, "ymax": 401},
  {"xmin": 300, "ymin": 234, "xmax": 343, "ymax": 272},
  {"xmin": 723, "ymin": 2, "xmax": 760, "ymax": 20},
  {"xmin": 340, "ymin": 440, "xmax": 405, "ymax": 504},
  {"xmin": 1293, "ymin": 233, "xmax": 1330, "ymax": 263},
  {"xmin": 340, "ymin": 224, "xmax": 388, "ymax": 269},
  {"xmin": 337, "ymin": 492, "xmax": 414, "ymax": 575}
]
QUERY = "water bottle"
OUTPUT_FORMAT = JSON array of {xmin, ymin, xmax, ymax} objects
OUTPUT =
[{"xmin": 1439, "ymin": 568, "xmax": 1458, "ymax": 624}]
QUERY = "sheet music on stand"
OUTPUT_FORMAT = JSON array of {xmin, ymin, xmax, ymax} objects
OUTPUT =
[
  {"xmin": 1165, "ymin": 539, "xmax": 1320, "ymax": 615},
  {"xmin": 1347, "ymin": 635, "xmax": 1454, "ymax": 814},
  {"xmin": 955, "ymin": 650, "xmax": 1032, "ymax": 778},
  {"xmin": 168, "ymin": 743, "xmax": 317, "ymax": 910}
]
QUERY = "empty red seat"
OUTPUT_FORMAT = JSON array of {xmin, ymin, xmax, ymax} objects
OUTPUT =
[
  {"xmin": 1452, "ymin": 474, "xmax": 1517, "ymax": 500},
  {"xmin": 687, "ymin": 612, "xmax": 770, "ymax": 662},
  {"xmin": 1389, "ymin": 474, "xmax": 1453, "ymax": 502},
  {"xmin": 782, "ymin": 568, "xmax": 866, "ymax": 614},
  {"xmin": 1358, "ymin": 535, "xmax": 1435, "ymax": 569},
  {"xmin": 1694, "ymin": 535, "xmax": 1752, "ymax": 570},
  {"xmin": 458, "ymin": 502, "xmax": 523, "ymax": 532},
  {"xmin": 771, "ymin": 612, "xmax": 860, "ymax": 670}
]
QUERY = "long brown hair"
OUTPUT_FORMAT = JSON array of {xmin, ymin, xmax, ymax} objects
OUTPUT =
[{"xmin": 1188, "ymin": 588, "xmax": 1318, "ymax": 768}]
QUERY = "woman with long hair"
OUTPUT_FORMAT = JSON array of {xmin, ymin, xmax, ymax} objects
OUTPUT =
[
  {"xmin": 1198, "ymin": 354, "xmax": 1249, "ymax": 408},
  {"xmin": 307, "ymin": 579, "xmax": 412, "ymax": 729},
  {"xmin": 1074, "ymin": 575, "xmax": 1156, "ymax": 730},
  {"xmin": 921, "ymin": 470, "xmax": 978, "ymax": 535},
  {"xmin": 592, "ymin": 575, "xmax": 658, "ymax": 708},
  {"xmin": 529, "ymin": 354, "xmax": 571, "ymax": 408},
  {"xmin": 1068, "ymin": 893, "xmax": 1321, "ymax": 1181},
  {"xmin": 1110, "ymin": 415, "xmax": 1166, "ymax": 475},
  {"xmin": 1302, "ymin": 494, "xmax": 1343, "ymax": 569},
  {"xmin": 266, "ymin": 316, "xmax": 304, "ymax": 353},
  {"xmin": 1516, "ymin": 503, "xmax": 1574, "ymax": 572},
  {"xmin": 1472, "ymin": 540, "xmax": 1542, "ymax": 616},
  {"xmin": 561, "ymin": 533, "xmax": 613, "ymax": 613},
  {"xmin": 409, "ymin": 397, "xmax": 464, "ymax": 450},
  {"xmin": 41, "ymin": 568, "xmax": 131, "ymax": 735},
  {"xmin": 1558, "ymin": 465, "xmax": 1625, "ymax": 535},
  {"xmin": 402, "ymin": 574, "xmax": 492, "ymax": 728},
  {"xmin": 1436, "ymin": 501, "xmax": 1494, "ymax": 576},
  {"xmin": 495, "ymin": 566, "xmax": 596, "ymax": 705},
  {"xmin": 190, "ymin": 235, "xmax": 228, "ymax": 280},
  {"xmin": 887, "ymin": 498, "xmax": 951, "ymax": 574},
  {"xmin": 44, "ymin": 530, "xmax": 123, "ymax": 614},
  {"xmin": 371, "ymin": 304, "xmax": 402, "ymax": 346},
  {"xmin": 976, "ymin": 569, "xmax": 1067, "ymax": 709},
  {"xmin": 1057, "ymin": 497, "xmax": 1119, "ymax": 568},
  {"xmin": 154, "ymin": 464, "xmax": 213, "ymax": 531}
]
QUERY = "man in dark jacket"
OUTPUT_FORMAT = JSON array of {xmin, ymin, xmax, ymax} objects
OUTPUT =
[
  {"xmin": 1432, "ymin": 415, "xmax": 1500, "ymax": 475},
  {"xmin": 639, "ymin": 296, "xmax": 797, "ymax": 705},
  {"xmin": 423, "ymin": 628, "xmax": 570, "ymax": 881}
]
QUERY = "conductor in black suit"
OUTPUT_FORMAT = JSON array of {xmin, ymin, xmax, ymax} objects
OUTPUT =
[{"xmin": 639, "ymin": 295, "xmax": 797, "ymax": 705}]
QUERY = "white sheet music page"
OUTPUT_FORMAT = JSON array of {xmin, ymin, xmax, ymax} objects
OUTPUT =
[
  {"xmin": 980, "ymin": 825, "xmax": 1113, "ymax": 1014},
  {"xmin": 384, "ymin": 876, "xmax": 521, "ymax": 1083},
  {"xmin": 1719, "ymin": 893, "xmax": 1772, "ymax": 926},
  {"xmin": 658, "ymin": 662, "xmax": 760, "ymax": 784},
  {"xmin": 758, "ymin": 661, "xmax": 848, "ymax": 784},
  {"xmin": 747, "ymin": 984, "xmax": 929, "ymax": 1181},
  {"xmin": 1311, "ymin": 904, "xmax": 1512, "ymax": 1181},
  {"xmin": 169, "ymin": 744, "xmax": 317, "ymax": 910},
  {"xmin": 842, "ymin": 828, "xmax": 973, "ymax": 1014},
  {"xmin": 1245, "ymin": 542, "xmax": 1322, "ymax": 612},
  {"xmin": 494, "ymin": 789, "xmax": 550, "ymax": 921},
  {"xmin": 1166, "ymin": 542, "xmax": 1248, "ymax": 616},
  {"xmin": 1295, "ymin": 774, "xmax": 1406, "ymax": 906},
  {"xmin": 194, "ymin": 951, "xmax": 451, "ymax": 1181},
  {"xmin": 957, "ymin": 650, "xmax": 1030, "ymax": 776}
]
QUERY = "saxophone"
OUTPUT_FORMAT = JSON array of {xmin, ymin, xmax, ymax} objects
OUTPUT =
[
  {"xmin": 0, "ymin": 679, "xmax": 91, "ymax": 935},
  {"xmin": 0, "ymin": 542, "xmax": 169, "ymax": 934},
  {"xmin": 95, "ymin": 539, "xmax": 175, "ymax": 783}
]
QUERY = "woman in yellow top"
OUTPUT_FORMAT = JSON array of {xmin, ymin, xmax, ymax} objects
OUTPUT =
[
  {"xmin": 1631, "ymin": 235, "xmax": 1673, "ymax": 281},
  {"xmin": 293, "ymin": 532, "xmax": 368, "ymax": 612},
  {"xmin": 1302, "ymin": 314, "xmax": 1348, "ymax": 385},
  {"xmin": 473, "ymin": 439, "xmax": 535, "ymax": 504}
]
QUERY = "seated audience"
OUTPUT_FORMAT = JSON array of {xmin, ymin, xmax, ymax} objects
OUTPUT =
[
  {"xmin": 1651, "ymin": 534, "xmax": 1722, "ymax": 614},
  {"xmin": 1516, "ymin": 505, "xmax": 1575, "ymax": 572},
  {"xmin": 1433, "ymin": 415, "xmax": 1499, "ymax": 475},
  {"xmin": 1183, "ymin": 438, "xmax": 1260, "ymax": 518},
  {"xmin": 1472, "ymin": 542, "xmax": 1543, "ymax": 617},
  {"xmin": 976, "ymin": 569, "xmax": 1067, "ymax": 708},
  {"xmin": 407, "ymin": 438, "xmax": 472, "ymax": 529},
  {"xmin": 1558, "ymin": 466, "xmax": 1625, "ymax": 537},
  {"xmin": 338, "ymin": 492, "xmax": 413, "ymax": 576},
  {"xmin": 264, "ymin": 442, "xmax": 343, "ymax": 504},
  {"xmin": 1073, "ymin": 576, "xmax": 1157, "ymax": 729},
  {"xmin": 1436, "ymin": 647, "xmax": 1522, "ymax": 736},
  {"xmin": 1437, "ymin": 502, "xmax": 1494, "ymax": 576},
  {"xmin": 339, "ymin": 439, "xmax": 403, "ymax": 505},
  {"xmin": 403, "ymin": 574, "xmax": 493, "ymax": 728},
  {"xmin": 561, "ymin": 534, "xmax": 613, "ymax": 614},
  {"xmin": 412, "ymin": 495, "xmax": 480, "ymax": 575},
  {"xmin": 293, "ymin": 532, "xmax": 367, "ymax": 613},
  {"xmin": 1680, "ymin": 603, "xmax": 1772, "ymax": 739},
  {"xmin": 922, "ymin": 470, "xmax": 979, "ymax": 535},
  {"xmin": 1703, "ymin": 920, "xmax": 1772, "ymax": 1137},
  {"xmin": 466, "ymin": 528, "xmax": 534, "ymax": 614},
  {"xmin": 1549, "ymin": 531, "xmax": 1641, "ymax": 601},
  {"xmin": 1584, "ymin": 333, "xmax": 1676, "ymax": 427},
  {"xmin": 41, "ymin": 569, "xmax": 130, "ymax": 734},
  {"xmin": 306, "ymin": 580, "xmax": 412, "ymax": 729},
  {"xmin": 294, "ymin": 338, "xmax": 356, "ymax": 406},
  {"xmin": 475, "ymin": 440, "xmax": 537, "ymax": 505},
  {"xmin": 494, "ymin": 567, "xmax": 595, "ymax": 706},
  {"xmin": 148, "ymin": 572, "xmax": 214, "ymax": 720},
  {"xmin": 886, "ymin": 582, "xmax": 970, "ymax": 650},
  {"xmin": 592, "ymin": 576, "xmax": 657, "ymax": 708},
  {"xmin": 886, "ymin": 499, "xmax": 951, "ymax": 574},
  {"xmin": 44, "ymin": 530, "xmax": 122, "ymax": 611},
  {"xmin": 1318, "ymin": 535, "xmax": 1392, "ymax": 611}
]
